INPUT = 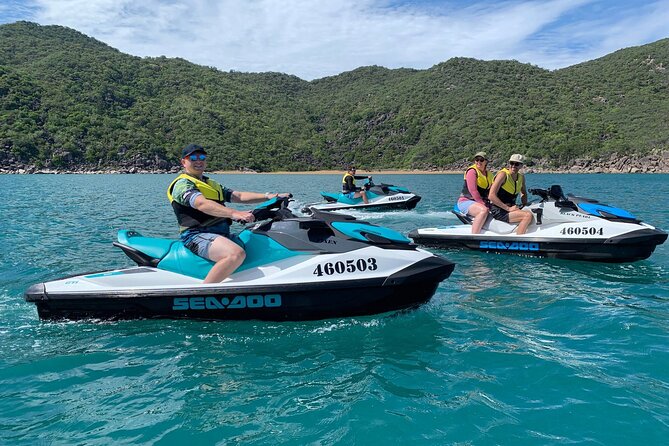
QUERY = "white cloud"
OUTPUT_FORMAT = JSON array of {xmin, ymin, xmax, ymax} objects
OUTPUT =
[
  {"xmin": 514, "ymin": 0, "xmax": 669, "ymax": 69},
  {"xmin": 0, "ymin": 0, "xmax": 40, "ymax": 22},
  {"xmin": 23, "ymin": 0, "xmax": 669, "ymax": 79}
]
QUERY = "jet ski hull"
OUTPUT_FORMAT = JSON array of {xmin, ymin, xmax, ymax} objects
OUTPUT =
[
  {"xmin": 306, "ymin": 195, "xmax": 421, "ymax": 213},
  {"xmin": 409, "ymin": 227, "xmax": 667, "ymax": 262},
  {"xmin": 25, "ymin": 256, "xmax": 454, "ymax": 321},
  {"xmin": 411, "ymin": 185, "xmax": 667, "ymax": 263},
  {"xmin": 304, "ymin": 180, "xmax": 421, "ymax": 214}
]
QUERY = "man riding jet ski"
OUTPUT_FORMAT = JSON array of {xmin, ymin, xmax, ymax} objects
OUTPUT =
[
  {"xmin": 409, "ymin": 185, "xmax": 667, "ymax": 262},
  {"xmin": 25, "ymin": 198, "xmax": 454, "ymax": 321},
  {"xmin": 303, "ymin": 165, "xmax": 421, "ymax": 214}
]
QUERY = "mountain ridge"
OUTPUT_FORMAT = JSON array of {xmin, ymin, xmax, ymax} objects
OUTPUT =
[{"xmin": 1, "ymin": 21, "xmax": 668, "ymax": 173}]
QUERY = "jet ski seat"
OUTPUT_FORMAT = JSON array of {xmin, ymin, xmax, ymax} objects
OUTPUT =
[
  {"xmin": 320, "ymin": 191, "xmax": 339, "ymax": 203},
  {"xmin": 114, "ymin": 230, "xmax": 216, "ymax": 279},
  {"xmin": 114, "ymin": 230, "xmax": 176, "ymax": 266},
  {"xmin": 452, "ymin": 204, "xmax": 473, "ymax": 224}
]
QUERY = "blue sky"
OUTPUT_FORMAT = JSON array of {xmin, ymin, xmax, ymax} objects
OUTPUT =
[{"xmin": 1, "ymin": 0, "xmax": 667, "ymax": 80}]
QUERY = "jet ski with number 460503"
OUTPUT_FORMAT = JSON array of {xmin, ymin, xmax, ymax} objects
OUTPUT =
[
  {"xmin": 302, "ymin": 176, "xmax": 421, "ymax": 214},
  {"xmin": 409, "ymin": 185, "xmax": 667, "ymax": 262},
  {"xmin": 25, "ymin": 197, "xmax": 454, "ymax": 321}
]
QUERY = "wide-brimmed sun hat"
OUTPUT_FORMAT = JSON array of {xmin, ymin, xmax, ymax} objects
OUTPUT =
[{"xmin": 509, "ymin": 153, "xmax": 525, "ymax": 164}]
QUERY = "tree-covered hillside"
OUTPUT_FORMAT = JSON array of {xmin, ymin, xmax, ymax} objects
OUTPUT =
[{"xmin": 1, "ymin": 21, "xmax": 667, "ymax": 172}]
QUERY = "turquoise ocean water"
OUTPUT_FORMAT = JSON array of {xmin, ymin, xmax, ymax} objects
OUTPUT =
[{"xmin": 1, "ymin": 173, "xmax": 667, "ymax": 445}]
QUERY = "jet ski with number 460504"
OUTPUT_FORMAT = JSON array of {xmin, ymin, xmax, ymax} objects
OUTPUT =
[
  {"xmin": 302, "ymin": 176, "xmax": 421, "ymax": 214},
  {"xmin": 25, "ymin": 197, "xmax": 454, "ymax": 321},
  {"xmin": 409, "ymin": 185, "xmax": 667, "ymax": 262}
]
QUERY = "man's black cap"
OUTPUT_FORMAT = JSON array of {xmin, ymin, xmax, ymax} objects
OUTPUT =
[{"xmin": 182, "ymin": 144, "xmax": 207, "ymax": 158}]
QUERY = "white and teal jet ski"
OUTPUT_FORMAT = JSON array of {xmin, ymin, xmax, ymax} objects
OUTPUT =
[
  {"xmin": 25, "ymin": 198, "xmax": 454, "ymax": 321},
  {"xmin": 409, "ymin": 185, "xmax": 667, "ymax": 262},
  {"xmin": 303, "ymin": 177, "xmax": 421, "ymax": 213}
]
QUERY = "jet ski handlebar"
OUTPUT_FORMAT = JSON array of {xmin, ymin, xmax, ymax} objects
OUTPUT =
[
  {"xmin": 529, "ymin": 185, "xmax": 578, "ymax": 210},
  {"xmin": 529, "ymin": 185, "xmax": 568, "ymax": 202},
  {"xmin": 249, "ymin": 195, "xmax": 295, "ymax": 222},
  {"xmin": 529, "ymin": 188, "xmax": 550, "ymax": 201}
]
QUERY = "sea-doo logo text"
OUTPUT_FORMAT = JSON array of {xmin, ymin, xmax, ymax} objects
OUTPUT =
[
  {"xmin": 479, "ymin": 241, "xmax": 540, "ymax": 251},
  {"xmin": 172, "ymin": 294, "xmax": 282, "ymax": 311}
]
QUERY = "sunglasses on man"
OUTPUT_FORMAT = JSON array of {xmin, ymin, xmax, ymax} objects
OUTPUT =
[
  {"xmin": 509, "ymin": 161, "xmax": 522, "ymax": 167},
  {"xmin": 474, "ymin": 157, "xmax": 487, "ymax": 162},
  {"xmin": 188, "ymin": 154, "xmax": 207, "ymax": 161}
]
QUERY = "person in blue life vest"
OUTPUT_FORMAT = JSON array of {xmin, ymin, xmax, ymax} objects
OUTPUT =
[
  {"xmin": 342, "ymin": 165, "xmax": 371, "ymax": 204},
  {"xmin": 456, "ymin": 151, "xmax": 494, "ymax": 234},
  {"xmin": 488, "ymin": 153, "xmax": 534, "ymax": 235},
  {"xmin": 167, "ymin": 144, "xmax": 291, "ymax": 283}
]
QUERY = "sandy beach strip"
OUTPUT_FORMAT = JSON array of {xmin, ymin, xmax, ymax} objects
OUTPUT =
[{"xmin": 211, "ymin": 169, "xmax": 462, "ymax": 175}]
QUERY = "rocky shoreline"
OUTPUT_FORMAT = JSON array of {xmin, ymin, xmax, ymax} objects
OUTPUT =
[
  {"xmin": 432, "ymin": 150, "xmax": 669, "ymax": 174},
  {"xmin": 1, "ymin": 150, "xmax": 667, "ymax": 175},
  {"xmin": 526, "ymin": 150, "xmax": 669, "ymax": 174}
]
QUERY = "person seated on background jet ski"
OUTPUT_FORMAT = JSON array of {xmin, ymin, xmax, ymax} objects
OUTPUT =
[
  {"xmin": 167, "ymin": 144, "xmax": 291, "ymax": 283},
  {"xmin": 456, "ymin": 151, "xmax": 493, "ymax": 234},
  {"xmin": 342, "ymin": 165, "xmax": 371, "ymax": 204},
  {"xmin": 488, "ymin": 154, "xmax": 533, "ymax": 235}
]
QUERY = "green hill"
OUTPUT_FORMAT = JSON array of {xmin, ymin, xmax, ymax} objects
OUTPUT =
[{"xmin": 1, "ymin": 21, "xmax": 667, "ymax": 172}]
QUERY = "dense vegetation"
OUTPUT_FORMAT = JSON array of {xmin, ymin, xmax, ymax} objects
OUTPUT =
[{"xmin": 1, "ymin": 21, "xmax": 667, "ymax": 171}]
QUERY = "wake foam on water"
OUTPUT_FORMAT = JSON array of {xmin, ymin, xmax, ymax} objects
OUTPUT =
[{"xmin": 311, "ymin": 318, "xmax": 382, "ymax": 334}]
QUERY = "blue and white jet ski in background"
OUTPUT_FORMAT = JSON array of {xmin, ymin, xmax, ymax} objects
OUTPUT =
[
  {"xmin": 302, "ymin": 177, "xmax": 421, "ymax": 214},
  {"xmin": 409, "ymin": 185, "xmax": 667, "ymax": 262},
  {"xmin": 25, "ymin": 197, "xmax": 454, "ymax": 321}
]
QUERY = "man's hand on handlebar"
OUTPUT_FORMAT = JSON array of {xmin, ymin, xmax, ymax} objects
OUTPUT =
[{"xmin": 232, "ymin": 210, "xmax": 255, "ymax": 223}]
